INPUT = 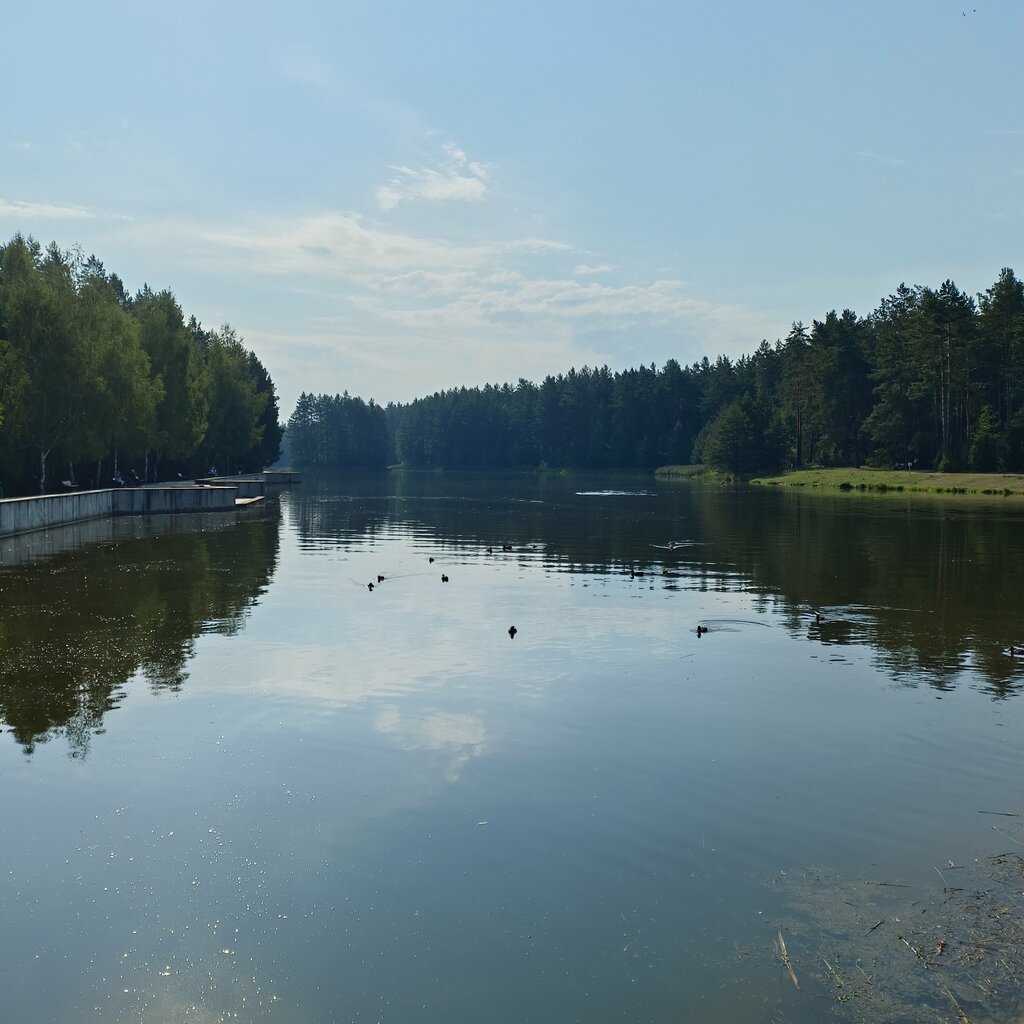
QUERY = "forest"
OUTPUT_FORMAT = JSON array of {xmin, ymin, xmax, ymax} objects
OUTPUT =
[
  {"xmin": 287, "ymin": 268, "xmax": 1024, "ymax": 476},
  {"xmin": 0, "ymin": 234, "xmax": 282, "ymax": 496}
]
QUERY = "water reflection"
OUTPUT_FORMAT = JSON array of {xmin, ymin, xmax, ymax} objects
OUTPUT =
[
  {"xmin": 4, "ymin": 474, "xmax": 1024, "ymax": 1023},
  {"xmin": 7, "ymin": 470, "xmax": 1017, "ymax": 764},
  {"xmin": 0, "ymin": 508, "xmax": 280, "ymax": 755},
  {"xmin": 375, "ymin": 705, "xmax": 487, "ymax": 781},
  {"xmin": 287, "ymin": 473, "xmax": 1024, "ymax": 697},
  {"xmin": 694, "ymin": 490, "xmax": 1024, "ymax": 697}
]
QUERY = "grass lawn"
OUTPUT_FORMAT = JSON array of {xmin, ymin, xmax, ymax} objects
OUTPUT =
[
  {"xmin": 748, "ymin": 467, "xmax": 1024, "ymax": 496},
  {"xmin": 654, "ymin": 465, "xmax": 733, "ymax": 481}
]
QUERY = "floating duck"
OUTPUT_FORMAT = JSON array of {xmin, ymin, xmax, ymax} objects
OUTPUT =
[
  {"xmin": 429, "ymin": 556, "xmax": 435, "ymax": 564},
  {"xmin": 696, "ymin": 625, "xmax": 707, "ymax": 636},
  {"xmin": 367, "ymin": 582, "xmax": 374, "ymax": 592},
  {"xmin": 508, "ymin": 625, "xmax": 517, "ymax": 639},
  {"xmin": 441, "ymin": 574, "xmax": 449, "ymax": 583},
  {"xmin": 377, "ymin": 574, "xmax": 385, "ymax": 583},
  {"xmin": 502, "ymin": 544, "xmax": 512, "ymax": 552}
]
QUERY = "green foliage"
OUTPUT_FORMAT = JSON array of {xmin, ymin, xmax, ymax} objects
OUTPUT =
[
  {"xmin": 699, "ymin": 396, "xmax": 785, "ymax": 475},
  {"xmin": 0, "ymin": 236, "xmax": 85, "ymax": 490},
  {"xmin": 199, "ymin": 325, "xmax": 267, "ymax": 472},
  {"xmin": 391, "ymin": 363, "xmax": 702, "ymax": 472},
  {"xmin": 134, "ymin": 288, "xmax": 210, "ymax": 464},
  {"xmin": 286, "ymin": 392, "xmax": 389, "ymax": 469},
  {"xmin": 0, "ymin": 233, "xmax": 282, "ymax": 495},
  {"xmin": 246, "ymin": 351, "xmax": 284, "ymax": 470},
  {"xmin": 969, "ymin": 405, "xmax": 1003, "ymax": 472}
]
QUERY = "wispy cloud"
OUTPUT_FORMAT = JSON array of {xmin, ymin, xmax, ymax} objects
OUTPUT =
[
  {"xmin": 0, "ymin": 198, "xmax": 99, "ymax": 220},
  {"xmin": 573, "ymin": 263, "xmax": 615, "ymax": 276},
  {"xmin": 192, "ymin": 204, "xmax": 778, "ymax": 402},
  {"xmin": 200, "ymin": 210, "xmax": 499, "ymax": 278},
  {"xmin": 198, "ymin": 210, "xmax": 748, "ymax": 333},
  {"xmin": 376, "ymin": 142, "xmax": 488, "ymax": 210},
  {"xmin": 376, "ymin": 274, "xmax": 721, "ymax": 329}
]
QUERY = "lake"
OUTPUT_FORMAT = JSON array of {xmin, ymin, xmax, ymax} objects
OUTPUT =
[{"xmin": 2, "ymin": 472, "xmax": 1024, "ymax": 1023}]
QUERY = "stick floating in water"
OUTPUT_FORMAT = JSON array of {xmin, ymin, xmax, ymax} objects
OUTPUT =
[{"xmin": 776, "ymin": 930, "xmax": 799, "ymax": 989}]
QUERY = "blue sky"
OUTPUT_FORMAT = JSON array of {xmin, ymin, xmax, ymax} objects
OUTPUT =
[{"xmin": 2, "ymin": 1, "xmax": 1021, "ymax": 416}]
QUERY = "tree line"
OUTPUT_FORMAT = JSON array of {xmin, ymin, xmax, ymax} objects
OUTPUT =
[
  {"xmin": 287, "ymin": 392, "xmax": 390, "ymax": 469},
  {"xmin": 289, "ymin": 267, "xmax": 1024, "ymax": 476},
  {"xmin": 0, "ymin": 234, "xmax": 282, "ymax": 495}
]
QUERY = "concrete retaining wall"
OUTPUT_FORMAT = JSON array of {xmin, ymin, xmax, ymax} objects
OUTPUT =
[
  {"xmin": 0, "ymin": 489, "xmax": 114, "ymax": 537},
  {"xmin": 113, "ymin": 486, "xmax": 238, "ymax": 515},
  {"xmin": 0, "ymin": 485, "xmax": 243, "ymax": 539}
]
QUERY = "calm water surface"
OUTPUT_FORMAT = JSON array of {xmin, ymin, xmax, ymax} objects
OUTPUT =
[{"xmin": 2, "ymin": 473, "xmax": 1024, "ymax": 1023}]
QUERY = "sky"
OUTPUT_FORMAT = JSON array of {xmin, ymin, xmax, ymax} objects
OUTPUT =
[{"xmin": 2, "ymin": 1, "xmax": 1022, "ymax": 417}]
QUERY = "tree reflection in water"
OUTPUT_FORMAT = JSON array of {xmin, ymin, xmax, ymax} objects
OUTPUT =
[
  {"xmin": 0, "ymin": 507, "xmax": 280, "ymax": 756},
  {"xmin": 289, "ymin": 472, "xmax": 1024, "ymax": 699},
  {"xmin": 5, "ymin": 474, "xmax": 1024, "ymax": 760}
]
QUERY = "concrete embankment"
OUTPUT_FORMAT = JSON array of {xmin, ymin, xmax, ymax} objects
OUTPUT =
[
  {"xmin": 0, "ymin": 505, "xmax": 248, "ymax": 568},
  {"xmin": 0, "ymin": 479, "xmax": 279, "ymax": 540}
]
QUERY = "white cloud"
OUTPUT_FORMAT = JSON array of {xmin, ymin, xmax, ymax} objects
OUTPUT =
[
  {"xmin": 0, "ymin": 198, "xmax": 99, "ymax": 220},
  {"xmin": 188, "ymin": 204, "xmax": 780, "ymax": 407},
  {"xmin": 199, "ymin": 210, "xmax": 502, "ymax": 280},
  {"xmin": 573, "ymin": 263, "xmax": 615, "ymax": 275},
  {"xmin": 375, "ymin": 142, "xmax": 488, "ymax": 210}
]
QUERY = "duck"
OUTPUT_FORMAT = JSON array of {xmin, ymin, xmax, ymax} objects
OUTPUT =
[
  {"xmin": 508, "ymin": 625, "xmax": 518, "ymax": 639},
  {"xmin": 441, "ymin": 574, "xmax": 449, "ymax": 583},
  {"xmin": 377, "ymin": 574, "xmax": 385, "ymax": 583},
  {"xmin": 367, "ymin": 582, "xmax": 375, "ymax": 592},
  {"xmin": 696, "ymin": 625, "xmax": 707, "ymax": 636},
  {"xmin": 501, "ymin": 544, "xmax": 513, "ymax": 552},
  {"xmin": 429, "ymin": 556, "xmax": 435, "ymax": 564}
]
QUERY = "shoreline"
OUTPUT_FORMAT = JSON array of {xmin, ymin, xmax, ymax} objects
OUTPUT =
[
  {"xmin": 748, "ymin": 467, "xmax": 1024, "ymax": 497},
  {"xmin": 0, "ymin": 473, "xmax": 300, "ymax": 541}
]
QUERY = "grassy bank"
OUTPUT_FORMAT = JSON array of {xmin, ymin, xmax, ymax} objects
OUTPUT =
[
  {"xmin": 654, "ymin": 465, "xmax": 735, "ymax": 482},
  {"xmin": 749, "ymin": 467, "xmax": 1024, "ymax": 496}
]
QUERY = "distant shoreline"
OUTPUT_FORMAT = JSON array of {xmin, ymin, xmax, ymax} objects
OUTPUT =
[{"xmin": 748, "ymin": 467, "xmax": 1024, "ymax": 497}]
